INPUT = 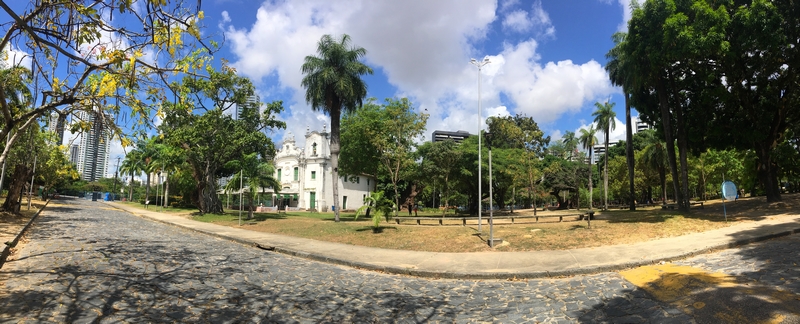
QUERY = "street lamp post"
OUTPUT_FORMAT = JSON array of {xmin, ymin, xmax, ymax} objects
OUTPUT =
[
  {"xmin": 156, "ymin": 171, "xmax": 162, "ymax": 212},
  {"xmin": 485, "ymin": 132, "xmax": 497, "ymax": 247},
  {"xmin": 470, "ymin": 57, "xmax": 490, "ymax": 232},
  {"xmin": 238, "ymin": 169, "xmax": 243, "ymax": 226}
]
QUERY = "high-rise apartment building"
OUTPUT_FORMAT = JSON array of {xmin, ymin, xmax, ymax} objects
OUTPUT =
[
  {"xmin": 74, "ymin": 110, "xmax": 111, "ymax": 182},
  {"xmin": 234, "ymin": 95, "xmax": 260, "ymax": 120},
  {"xmin": 47, "ymin": 112, "xmax": 66, "ymax": 146}
]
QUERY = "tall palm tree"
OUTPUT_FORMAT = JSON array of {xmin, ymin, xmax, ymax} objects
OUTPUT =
[
  {"xmin": 579, "ymin": 126, "xmax": 598, "ymax": 210},
  {"xmin": 224, "ymin": 152, "xmax": 280, "ymax": 220},
  {"xmin": 301, "ymin": 34, "xmax": 373, "ymax": 222},
  {"xmin": 592, "ymin": 101, "xmax": 616, "ymax": 211},
  {"xmin": 642, "ymin": 141, "xmax": 669, "ymax": 204},
  {"xmin": 119, "ymin": 150, "xmax": 145, "ymax": 201},
  {"xmin": 606, "ymin": 31, "xmax": 637, "ymax": 211}
]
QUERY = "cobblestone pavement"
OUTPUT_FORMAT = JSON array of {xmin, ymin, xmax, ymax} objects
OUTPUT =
[{"xmin": 1, "ymin": 197, "xmax": 794, "ymax": 323}]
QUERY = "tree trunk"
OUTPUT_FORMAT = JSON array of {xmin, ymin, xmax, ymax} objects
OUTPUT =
[
  {"xmin": 673, "ymin": 90, "xmax": 691, "ymax": 211},
  {"xmin": 624, "ymin": 92, "xmax": 636, "ymax": 211},
  {"xmin": 659, "ymin": 167, "xmax": 667, "ymax": 204},
  {"xmin": 588, "ymin": 151, "xmax": 593, "ymax": 210},
  {"xmin": 145, "ymin": 173, "xmax": 151, "ymax": 203},
  {"xmin": 756, "ymin": 145, "xmax": 782, "ymax": 202},
  {"xmin": 1, "ymin": 164, "xmax": 29, "ymax": 213},
  {"xmin": 656, "ymin": 79, "xmax": 682, "ymax": 207},
  {"xmin": 247, "ymin": 193, "xmax": 254, "ymax": 220},
  {"xmin": 330, "ymin": 108, "xmax": 341, "ymax": 222},
  {"xmin": 195, "ymin": 168, "xmax": 223, "ymax": 214},
  {"xmin": 164, "ymin": 175, "xmax": 169, "ymax": 208},
  {"xmin": 129, "ymin": 172, "xmax": 134, "ymax": 201},
  {"xmin": 604, "ymin": 129, "xmax": 609, "ymax": 211}
]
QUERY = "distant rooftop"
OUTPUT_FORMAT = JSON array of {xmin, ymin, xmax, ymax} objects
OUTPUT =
[{"xmin": 432, "ymin": 130, "xmax": 472, "ymax": 143}]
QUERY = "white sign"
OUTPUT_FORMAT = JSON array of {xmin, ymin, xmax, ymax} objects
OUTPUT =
[{"xmin": 722, "ymin": 181, "xmax": 738, "ymax": 201}]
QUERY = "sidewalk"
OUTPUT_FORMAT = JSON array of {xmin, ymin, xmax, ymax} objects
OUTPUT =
[{"xmin": 105, "ymin": 202, "xmax": 800, "ymax": 279}]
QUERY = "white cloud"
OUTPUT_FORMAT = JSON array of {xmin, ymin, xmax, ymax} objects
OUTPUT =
[
  {"xmin": 529, "ymin": 1, "xmax": 555, "ymax": 38},
  {"xmin": 503, "ymin": 10, "xmax": 533, "ymax": 33},
  {"xmin": 501, "ymin": 1, "xmax": 554, "ymax": 38},
  {"xmin": 224, "ymin": 0, "xmax": 497, "ymax": 145},
  {"xmin": 2, "ymin": 46, "xmax": 31, "ymax": 69},
  {"xmin": 574, "ymin": 115, "xmax": 627, "ymax": 147},
  {"xmin": 223, "ymin": 1, "xmax": 614, "ymax": 148},
  {"xmin": 491, "ymin": 40, "xmax": 615, "ymax": 124},
  {"xmin": 499, "ymin": 0, "xmax": 520, "ymax": 13},
  {"xmin": 612, "ymin": 0, "xmax": 633, "ymax": 31}
]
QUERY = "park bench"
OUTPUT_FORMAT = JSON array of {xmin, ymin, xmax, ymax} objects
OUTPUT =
[
  {"xmin": 392, "ymin": 211, "xmax": 595, "ymax": 226},
  {"xmin": 661, "ymin": 201, "xmax": 704, "ymax": 210}
]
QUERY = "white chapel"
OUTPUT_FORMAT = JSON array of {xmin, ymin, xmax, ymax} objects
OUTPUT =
[{"xmin": 272, "ymin": 127, "xmax": 374, "ymax": 211}]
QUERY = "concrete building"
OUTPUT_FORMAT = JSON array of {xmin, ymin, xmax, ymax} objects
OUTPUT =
[
  {"xmin": 74, "ymin": 110, "xmax": 111, "ymax": 182},
  {"xmin": 47, "ymin": 112, "xmax": 66, "ymax": 146},
  {"xmin": 271, "ymin": 127, "xmax": 374, "ymax": 211},
  {"xmin": 234, "ymin": 95, "xmax": 259, "ymax": 120},
  {"xmin": 591, "ymin": 141, "xmax": 618, "ymax": 164},
  {"xmin": 635, "ymin": 120, "xmax": 651, "ymax": 133},
  {"xmin": 432, "ymin": 130, "xmax": 472, "ymax": 143}
]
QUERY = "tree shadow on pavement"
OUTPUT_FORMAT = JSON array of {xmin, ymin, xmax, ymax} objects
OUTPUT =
[
  {"xmin": 0, "ymin": 234, "xmax": 467, "ymax": 323},
  {"xmin": 577, "ymin": 222, "xmax": 800, "ymax": 323}
]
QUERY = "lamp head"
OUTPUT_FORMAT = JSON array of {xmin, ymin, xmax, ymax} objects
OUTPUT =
[
  {"xmin": 470, "ymin": 58, "xmax": 477, "ymax": 64},
  {"xmin": 483, "ymin": 58, "xmax": 490, "ymax": 63}
]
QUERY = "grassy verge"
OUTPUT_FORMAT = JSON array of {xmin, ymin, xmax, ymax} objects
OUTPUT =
[{"xmin": 111, "ymin": 197, "xmax": 796, "ymax": 252}]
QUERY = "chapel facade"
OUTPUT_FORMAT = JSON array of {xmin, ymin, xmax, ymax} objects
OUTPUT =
[{"xmin": 273, "ymin": 127, "xmax": 374, "ymax": 211}]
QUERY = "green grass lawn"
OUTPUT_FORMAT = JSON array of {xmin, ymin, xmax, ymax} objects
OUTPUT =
[{"xmin": 111, "ymin": 194, "xmax": 800, "ymax": 252}]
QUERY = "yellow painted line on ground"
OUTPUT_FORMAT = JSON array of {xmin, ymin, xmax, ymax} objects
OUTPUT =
[{"xmin": 620, "ymin": 263, "xmax": 800, "ymax": 323}]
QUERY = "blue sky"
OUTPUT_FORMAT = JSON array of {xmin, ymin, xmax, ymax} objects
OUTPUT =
[
  {"xmin": 209, "ymin": 0, "xmax": 637, "ymax": 148},
  {"xmin": 5, "ymin": 0, "xmax": 637, "ymax": 178}
]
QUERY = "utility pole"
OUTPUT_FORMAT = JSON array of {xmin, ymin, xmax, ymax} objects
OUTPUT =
[{"xmin": 112, "ymin": 156, "xmax": 120, "ymax": 201}]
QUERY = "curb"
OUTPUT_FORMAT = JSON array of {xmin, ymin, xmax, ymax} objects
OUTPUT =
[
  {"xmin": 0, "ymin": 200, "xmax": 50, "ymax": 269},
  {"xmin": 266, "ymin": 226, "xmax": 800, "ymax": 279},
  {"xmin": 105, "ymin": 202, "xmax": 800, "ymax": 279}
]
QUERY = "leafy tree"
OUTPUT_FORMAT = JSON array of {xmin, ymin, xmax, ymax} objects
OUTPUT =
[
  {"xmin": 716, "ymin": 0, "xmax": 800, "ymax": 202},
  {"xmin": 2, "ymin": 125, "xmax": 43, "ymax": 212},
  {"xmin": 37, "ymin": 144, "xmax": 80, "ymax": 199},
  {"xmin": 540, "ymin": 155, "xmax": 587, "ymax": 209},
  {"xmin": 579, "ymin": 126, "xmax": 599, "ymax": 209},
  {"xmin": 341, "ymin": 98, "xmax": 427, "ymax": 217},
  {"xmin": 417, "ymin": 139, "xmax": 462, "ymax": 216},
  {"xmin": 592, "ymin": 101, "xmax": 616, "ymax": 210},
  {"xmin": 626, "ymin": 0, "xmax": 733, "ymax": 209},
  {"xmin": 486, "ymin": 115, "xmax": 549, "ymax": 212},
  {"xmin": 0, "ymin": 0, "xmax": 209, "ymax": 168},
  {"xmin": 161, "ymin": 66, "xmax": 285, "ymax": 214},
  {"xmin": 301, "ymin": 34, "xmax": 373, "ymax": 222}
]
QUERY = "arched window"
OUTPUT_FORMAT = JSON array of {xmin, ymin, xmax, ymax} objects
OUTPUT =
[{"xmin": 312, "ymin": 142, "xmax": 317, "ymax": 156}]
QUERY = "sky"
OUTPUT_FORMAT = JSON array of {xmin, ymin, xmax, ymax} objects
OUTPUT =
[
  {"xmin": 7, "ymin": 0, "xmax": 639, "ymax": 179},
  {"xmin": 211, "ymin": 0, "xmax": 637, "ymax": 149}
]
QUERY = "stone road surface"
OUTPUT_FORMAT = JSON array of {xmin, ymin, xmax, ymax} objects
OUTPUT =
[{"xmin": 0, "ymin": 197, "xmax": 797, "ymax": 323}]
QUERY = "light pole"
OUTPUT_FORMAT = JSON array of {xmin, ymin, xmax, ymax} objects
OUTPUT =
[
  {"xmin": 485, "ymin": 132, "xmax": 497, "ymax": 247},
  {"xmin": 238, "ymin": 169, "xmax": 243, "ymax": 226},
  {"xmin": 112, "ymin": 157, "xmax": 120, "ymax": 201},
  {"xmin": 470, "ymin": 57, "xmax": 490, "ymax": 232},
  {"xmin": 156, "ymin": 171, "xmax": 161, "ymax": 212}
]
